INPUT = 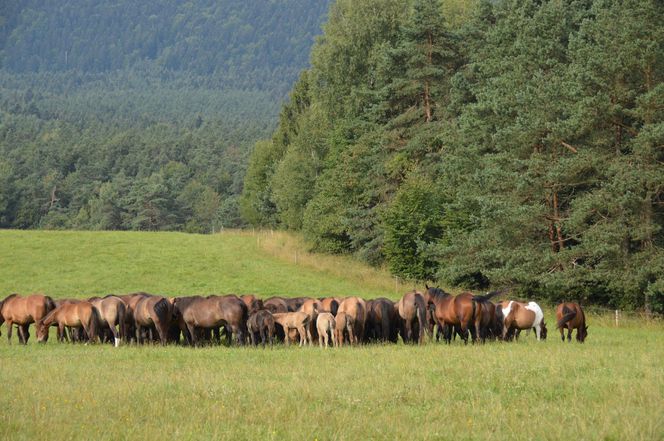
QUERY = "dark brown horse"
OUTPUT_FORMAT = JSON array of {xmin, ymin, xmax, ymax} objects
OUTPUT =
[
  {"xmin": 263, "ymin": 297, "xmax": 289, "ymax": 314},
  {"xmin": 0, "ymin": 294, "xmax": 56, "ymax": 344},
  {"xmin": 556, "ymin": 302, "xmax": 587, "ymax": 343},
  {"xmin": 365, "ymin": 298, "xmax": 398, "ymax": 343},
  {"xmin": 247, "ymin": 309, "xmax": 275, "ymax": 347},
  {"xmin": 425, "ymin": 287, "xmax": 500, "ymax": 344},
  {"xmin": 173, "ymin": 295, "xmax": 247, "ymax": 346},
  {"xmin": 36, "ymin": 301, "xmax": 100, "ymax": 343},
  {"xmin": 396, "ymin": 291, "xmax": 428, "ymax": 344},
  {"xmin": 133, "ymin": 295, "xmax": 173, "ymax": 345}
]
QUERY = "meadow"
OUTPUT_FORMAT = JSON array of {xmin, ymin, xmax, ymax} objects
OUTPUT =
[{"xmin": 0, "ymin": 230, "xmax": 662, "ymax": 440}]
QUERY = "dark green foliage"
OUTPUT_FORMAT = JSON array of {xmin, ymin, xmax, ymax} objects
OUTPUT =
[{"xmin": 243, "ymin": 0, "xmax": 664, "ymax": 311}]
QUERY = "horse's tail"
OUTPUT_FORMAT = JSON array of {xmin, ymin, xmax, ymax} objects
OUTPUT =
[
  {"xmin": 472, "ymin": 290, "xmax": 504, "ymax": 303},
  {"xmin": 117, "ymin": 301, "xmax": 127, "ymax": 342},
  {"xmin": 88, "ymin": 306, "xmax": 101, "ymax": 343},
  {"xmin": 44, "ymin": 295, "xmax": 56, "ymax": 312},
  {"xmin": 380, "ymin": 303, "xmax": 390, "ymax": 341},
  {"xmin": 416, "ymin": 301, "xmax": 427, "ymax": 342},
  {"xmin": 153, "ymin": 298, "xmax": 171, "ymax": 324},
  {"xmin": 557, "ymin": 306, "xmax": 576, "ymax": 329}
]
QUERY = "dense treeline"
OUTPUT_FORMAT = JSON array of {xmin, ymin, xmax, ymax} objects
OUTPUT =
[
  {"xmin": 0, "ymin": 1, "xmax": 330, "ymax": 231},
  {"xmin": 241, "ymin": 0, "xmax": 664, "ymax": 311}
]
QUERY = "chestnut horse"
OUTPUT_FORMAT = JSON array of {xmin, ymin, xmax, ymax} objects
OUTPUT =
[
  {"xmin": 0, "ymin": 294, "xmax": 56, "ymax": 344},
  {"xmin": 500, "ymin": 300, "xmax": 547, "ymax": 341},
  {"xmin": 556, "ymin": 302, "xmax": 587, "ymax": 343},
  {"xmin": 425, "ymin": 287, "xmax": 500, "ymax": 344},
  {"xmin": 173, "ymin": 295, "xmax": 247, "ymax": 346},
  {"xmin": 36, "ymin": 301, "xmax": 100, "ymax": 343}
]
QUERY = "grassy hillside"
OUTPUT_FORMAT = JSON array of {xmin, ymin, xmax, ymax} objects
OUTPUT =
[
  {"xmin": 1, "ymin": 230, "xmax": 662, "ymax": 440},
  {"xmin": 0, "ymin": 229, "xmax": 401, "ymax": 299}
]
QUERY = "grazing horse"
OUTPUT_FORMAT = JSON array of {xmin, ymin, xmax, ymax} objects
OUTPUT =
[
  {"xmin": 316, "ymin": 312, "xmax": 336, "ymax": 348},
  {"xmin": 298, "ymin": 298, "xmax": 322, "ymax": 341},
  {"xmin": 556, "ymin": 302, "xmax": 587, "ymax": 343},
  {"xmin": 247, "ymin": 309, "xmax": 275, "ymax": 347},
  {"xmin": 241, "ymin": 295, "xmax": 264, "ymax": 314},
  {"xmin": 365, "ymin": 298, "xmax": 397, "ymax": 342},
  {"xmin": 500, "ymin": 300, "xmax": 547, "ymax": 341},
  {"xmin": 285, "ymin": 297, "xmax": 309, "ymax": 312},
  {"xmin": 272, "ymin": 312, "xmax": 312, "ymax": 346},
  {"xmin": 174, "ymin": 295, "xmax": 247, "ymax": 346},
  {"xmin": 0, "ymin": 294, "xmax": 56, "ymax": 344},
  {"xmin": 334, "ymin": 311, "xmax": 355, "ymax": 347},
  {"xmin": 263, "ymin": 297, "xmax": 289, "ymax": 314},
  {"xmin": 117, "ymin": 292, "xmax": 152, "ymax": 343},
  {"xmin": 319, "ymin": 297, "xmax": 340, "ymax": 316},
  {"xmin": 133, "ymin": 295, "xmax": 174, "ymax": 345},
  {"xmin": 426, "ymin": 287, "xmax": 500, "ymax": 344},
  {"xmin": 396, "ymin": 291, "xmax": 429, "ymax": 344},
  {"xmin": 36, "ymin": 301, "xmax": 100, "ymax": 343},
  {"xmin": 89, "ymin": 295, "xmax": 127, "ymax": 347},
  {"xmin": 337, "ymin": 297, "xmax": 366, "ymax": 344}
]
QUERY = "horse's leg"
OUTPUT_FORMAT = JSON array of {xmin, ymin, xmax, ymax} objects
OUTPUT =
[
  {"xmin": 109, "ymin": 321, "xmax": 120, "ymax": 347},
  {"xmin": 567, "ymin": 326, "xmax": 572, "ymax": 342},
  {"xmin": 6, "ymin": 320, "xmax": 13, "ymax": 344},
  {"xmin": 306, "ymin": 327, "xmax": 312, "ymax": 346},
  {"xmin": 186, "ymin": 324, "xmax": 197, "ymax": 347},
  {"xmin": 560, "ymin": 326, "xmax": 565, "ymax": 342},
  {"xmin": 19, "ymin": 324, "xmax": 30, "ymax": 344},
  {"xmin": 534, "ymin": 325, "xmax": 541, "ymax": 341},
  {"xmin": 318, "ymin": 331, "xmax": 323, "ymax": 348},
  {"xmin": 404, "ymin": 319, "xmax": 412, "ymax": 344}
]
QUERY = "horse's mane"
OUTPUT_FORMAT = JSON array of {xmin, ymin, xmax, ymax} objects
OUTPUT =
[
  {"xmin": 1, "ymin": 293, "xmax": 19, "ymax": 303},
  {"xmin": 426, "ymin": 286, "xmax": 450, "ymax": 299}
]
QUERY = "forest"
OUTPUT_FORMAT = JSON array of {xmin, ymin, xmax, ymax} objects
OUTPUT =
[
  {"xmin": 241, "ymin": 0, "xmax": 664, "ymax": 311},
  {"xmin": 0, "ymin": 0, "xmax": 330, "ymax": 232}
]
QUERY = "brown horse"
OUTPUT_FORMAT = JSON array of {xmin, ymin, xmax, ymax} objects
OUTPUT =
[
  {"xmin": 365, "ymin": 298, "xmax": 398, "ymax": 343},
  {"xmin": 396, "ymin": 291, "xmax": 428, "ymax": 344},
  {"xmin": 499, "ymin": 300, "xmax": 547, "ymax": 341},
  {"xmin": 247, "ymin": 309, "xmax": 275, "ymax": 347},
  {"xmin": 173, "ymin": 295, "xmax": 247, "ymax": 346},
  {"xmin": 319, "ymin": 297, "xmax": 340, "ymax": 315},
  {"xmin": 556, "ymin": 302, "xmax": 587, "ymax": 343},
  {"xmin": 36, "ymin": 301, "xmax": 100, "ymax": 343},
  {"xmin": 0, "ymin": 294, "xmax": 56, "ymax": 344},
  {"xmin": 298, "ymin": 298, "xmax": 322, "ymax": 341},
  {"xmin": 425, "ymin": 287, "xmax": 500, "ymax": 344},
  {"xmin": 117, "ymin": 292, "xmax": 152, "ymax": 343},
  {"xmin": 133, "ymin": 295, "xmax": 173, "ymax": 345},
  {"xmin": 337, "ymin": 297, "xmax": 366, "ymax": 344},
  {"xmin": 89, "ymin": 295, "xmax": 127, "ymax": 346},
  {"xmin": 263, "ymin": 297, "xmax": 289, "ymax": 314},
  {"xmin": 241, "ymin": 294, "xmax": 264, "ymax": 314}
]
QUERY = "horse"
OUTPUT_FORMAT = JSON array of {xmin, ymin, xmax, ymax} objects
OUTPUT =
[
  {"xmin": 337, "ymin": 297, "xmax": 366, "ymax": 344},
  {"xmin": 499, "ymin": 300, "xmax": 547, "ymax": 341},
  {"xmin": 263, "ymin": 297, "xmax": 289, "ymax": 314},
  {"xmin": 246, "ymin": 309, "xmax": 275, "ymax": 347},
  {"xmin": 174, "ymin": 295, "xmax": 247, "ymax": 346},
  {"xmin": 89, "ymin": 295, "xmax": 127, "ymax": 347},
  {"xmin": 241, "ymin": 295, "xmax": 264, "ymax": 314},
  {"xmin": 425, "ymin": 287, "xmax": 501, "ymax": 344},
  {"xmin": 285, "ymin": 297, "xmax": 309, "ymax": 312},
  {"xmin": 298, "ymin": 298, "xmax": 322, "ymax": 341},
  {"xmin": 133, "ymin": 295, "xmax": 174, "ymax": 345},
  {"xmin": 334, "ymin": 311, "xmax": 355, "ymax": 347},
  {"xmin": 556, "ymin": 302, "xmax": 587, "ymax": 343},
  {"xmin": 319, "ymin": 297, "xmax": 340, "ymax": 315},
  {"xmin": 272, "ymin": 312, "xmax": 311, "ymax": 346},
  {"xmin": 36, "ymin": 301, "xmax": 100, "ymax": 344},
  {"xmin": 396, "ymin": 291, "xmax": 428, "ymax": 344},
  {"xmin": 316, "ymin": 312, "xmax": 336, "ymax": 348},
  {"xmin": 117, "ymin": 292, "xmax": 152, "ymax": 343},
  {"xmin": 0, "ymin": 293, "xmax": 56, "ymax": 344}
]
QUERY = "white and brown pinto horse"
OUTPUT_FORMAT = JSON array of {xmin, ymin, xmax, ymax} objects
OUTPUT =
[{"xmin": 499, "ymin": 300, "xmax": 547, "ymax": 341}]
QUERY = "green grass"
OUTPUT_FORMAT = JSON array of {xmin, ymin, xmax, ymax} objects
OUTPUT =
[{"xmin": 1, "ymin": 230, "xmax": 663, "ymax": 440}]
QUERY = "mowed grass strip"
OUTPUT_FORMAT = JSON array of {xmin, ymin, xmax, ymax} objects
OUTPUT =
[
  {"xmin": 1, "ymin": 230, "xmax": 663, "ymax": 440},
  {"xmin": 0, "ymin": 229, "xmax": 399, "ymax": 299}
]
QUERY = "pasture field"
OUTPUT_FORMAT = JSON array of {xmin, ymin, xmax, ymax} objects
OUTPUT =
[{"xmin": 1, "ymin": 230, "xmax": 663, "ymax": 440}]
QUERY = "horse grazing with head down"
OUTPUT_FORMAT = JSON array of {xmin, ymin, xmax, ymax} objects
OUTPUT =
[
  {"xmin": 1, "ymin": 294, "xmax": 56, "ymax": 344},
  {"xmin": 89, "ymin": 295, "xmax": 127, "ymax": 347},
  {"xmin": 133, "ymin": 295, "xmax": 174, "ymax": 345},
  {"xmin": 396, "ymin": 291, "xmax": 428, "ymax": 344},
  {"xmin": 246, "ymin": 309, "xmax": 275, "ymax": 347},
  {"xmin": 425, "ymin": 287, "xmax": 500, "ymax": 344},
  {"xmin": 499, "ymin": 300, "xmax": 547, "ymax": 341},
  {"xmin": 556, "ymin": 302, "xmax": 587, "ymax": 343},
  {"xmin": 36, "ymin": 301, "xmax": 101, "ymax": 344}
]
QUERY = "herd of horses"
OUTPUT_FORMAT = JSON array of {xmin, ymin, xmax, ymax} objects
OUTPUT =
[{"xmin": 0, "ymin": 287, "xmax": 588, "ymax": 347}]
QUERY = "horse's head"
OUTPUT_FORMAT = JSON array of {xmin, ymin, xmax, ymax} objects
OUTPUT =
[
  {"xmin": 36, "ymin": 321, "xmax": 50, "ymax": 343},
  {"xmin": 577, "ymin": 325, "xmax": 588, "ymax": 343},
  {"xmin": 540, "ymin": 320, "xmax": 548, "ymax": 340}
]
